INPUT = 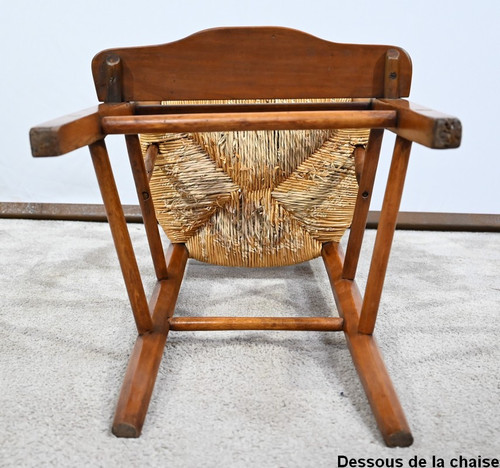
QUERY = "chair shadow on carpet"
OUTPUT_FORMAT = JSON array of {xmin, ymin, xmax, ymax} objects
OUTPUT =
[{"xmin": 152, "ymin": 257, "xmax": 382, "ymax": 441}]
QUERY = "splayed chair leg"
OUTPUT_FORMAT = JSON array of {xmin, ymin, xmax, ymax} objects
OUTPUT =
[
  {"xmin": 112, "ymin": 244, "xmax": 188, "ymax": 437},
  {"xmin": 322, "ymin": 242, "xmax": 413, "ymax": 447}
]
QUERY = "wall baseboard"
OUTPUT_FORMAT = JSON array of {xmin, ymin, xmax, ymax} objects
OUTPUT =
[
  {"xmin": 366, "ymin": 211, "xmax": 500, "ymax": 232},
  {"xmin": 1, "ymin": 202, "xmax": 499, "ymax": 232},
  {"xmin": 0, "ymin": 202, "xmax": 142, "ymax": 223}
]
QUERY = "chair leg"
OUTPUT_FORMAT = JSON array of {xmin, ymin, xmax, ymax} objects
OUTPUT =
[
  {"xmin": 322, "ymin": 242, "xmax": 413, "ymax": 447},
  {"xmin": 112, "ymin": 244, "xmax": 188, "ymax": 438},
  {"xmin": 343, "ymin": 128, "xmax": 384, "ymax": 280},
  {"xmin": 125, "ymin": 134, "xmax": 168, "ymax": 281},
  {"xmin": 89, "ymin": 140, "xmax": 153, "ymax": 335},
  {"xmin": 358, "ymin": 136, "xmax": 412, "ymax": 334}
]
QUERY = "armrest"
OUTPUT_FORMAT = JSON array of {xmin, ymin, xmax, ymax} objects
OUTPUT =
[
  {"xmin": 30, "ymin": 103, "xmax": 133, "ymax": 157},
  {"xmin": 372, "ymin": 99, "xmax": 462, "ymax": 149}
]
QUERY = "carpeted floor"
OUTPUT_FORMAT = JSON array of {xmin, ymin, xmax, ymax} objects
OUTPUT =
[{"xmin": 0, "ymin": 219, "xmax": 498, "ymax": 467}]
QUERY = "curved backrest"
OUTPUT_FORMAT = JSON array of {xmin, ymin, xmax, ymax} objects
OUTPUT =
[{"xmin": 92, "ymin": 27, "xmax": 412, "ymax": 102}]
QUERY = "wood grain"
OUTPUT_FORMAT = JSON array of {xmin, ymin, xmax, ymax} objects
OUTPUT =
[
  {"xmin": 373, "ymin": 99, "xmax": 462, "ymax": 148},
  {"xmin": 134, "ymin": 101, "xmax": 372, "ymax": 115},
  {"xmin": 89, "ymin": 139, "xmax": 153, "ymax": 334},
  {"xmin": 384, "ymin": 49, "xmax": 400, "ymax": 98},
  {"xmin": 343, "ymin": 129, "xmax": 384, "ymax": 280},
  {"xmin": 322, "ymin": 242, "xmax": 413, "ymax": 447},
  {"xmin": 353, "ymin": 145, "xmax": 366, "ymax": 184},
  {"xmin": 103, "ymin": 53, "xmax": 123, "ymax": 102},
  {"xmin": 168, "ymin": 316, "xmax": 344, "ymax": 332},
  {"xmin": 30, "ymin": 103, "xmax": 133, "ymax": 157},
  {"xmin": 92, "ymin": 27, "xmax": 412, "ymax": 101},
  {"xmin": 101, "ymin": 110, "xmax": 396, "ymax": 134},
  {"xmin": 358, "ymin": 136, "xmax": 412, "ymax": 334},
  {"xmin": 27, "ymin": 27, "xmax": 464, "ymax": 446},
  {"xmin": 125, "ymin": 135, "xmax": 167, "ymax": 280},
  {"xmin": 112, "ymin": 244, "xmax": 188, "ymax": 438}
]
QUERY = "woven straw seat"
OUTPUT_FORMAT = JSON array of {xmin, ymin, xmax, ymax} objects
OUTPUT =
[
  {"xmin": 30, "ymin": 27, "xmax": 461, "ymax": 446},
  {"xmin": 141, "ymin": 100, "xmax": 369, "ymax": 267}
]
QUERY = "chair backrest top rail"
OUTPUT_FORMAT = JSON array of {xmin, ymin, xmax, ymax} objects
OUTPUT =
[{"xmin": 92, "ymin": 26, "xmax": 412, "ymax": 102}]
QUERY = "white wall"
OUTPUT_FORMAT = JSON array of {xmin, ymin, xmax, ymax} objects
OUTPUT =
[{"xmin": 2, "ymin": 0, "xmax": 498, "ymax": 213}]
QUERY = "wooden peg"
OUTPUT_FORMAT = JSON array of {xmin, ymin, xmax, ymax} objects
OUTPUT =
[
  {"xmin": 384, "ymin": 49, "xmax": 400, "ymax": 98},
  {"xmin": 104, "ymin": 54, "xmax": 123, "ymax": 102}
]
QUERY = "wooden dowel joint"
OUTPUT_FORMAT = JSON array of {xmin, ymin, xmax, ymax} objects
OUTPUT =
[
  {"xmin": 384, "ymin": 49, "xmax": 400, "ymax": 98},
  {"xmin": 104, "ymin": 54, "xmax": 123, "ymax": 103}
]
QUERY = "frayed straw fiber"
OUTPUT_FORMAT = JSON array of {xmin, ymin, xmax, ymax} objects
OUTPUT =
[{"xmin": 140, "ymin": 100, "xmax": 369, "ymax": 267}]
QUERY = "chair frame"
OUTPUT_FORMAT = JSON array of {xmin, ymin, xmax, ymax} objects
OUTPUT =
[{"xmin": 29, "ymin": 27, "xmax": 462, "ymax": 447}]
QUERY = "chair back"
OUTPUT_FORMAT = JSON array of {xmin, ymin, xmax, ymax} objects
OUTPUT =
[{"xmin": 92, "ymin": 28, "xmax": 412, "ymax": 267}]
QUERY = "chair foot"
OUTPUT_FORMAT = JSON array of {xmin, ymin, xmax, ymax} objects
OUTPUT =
[
  {"xmin": 386, "ymin": 430, "xmax": 414, "ymax": 448},
  {"xmin": 111, "ymin": 331, "xmax": 168, "ymax": 438},
  {"xmin": 112, "ymin": 422, "xmax": 141, "ymax": 438},
  {"xmin": 348, "ymin": 331, "xmax": 414, "ymax": 447}
]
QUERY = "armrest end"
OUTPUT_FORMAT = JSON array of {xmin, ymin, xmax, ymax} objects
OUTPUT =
[
  {"xmin": 30, "ymin": 126, "xmax": 68, "ymax": 157},
  {"xmin": 433, "ymin": 117, "xmax": 462, "ymax": 149},
  {"xmin": 30, "ymin": 106, "xmax": 102, "ymax": 157},
  {"xmin": 373, "ymin": 99, "xmax": 462, "ymax": 149},
  {"xmin": 30, "ymin": 103, "xmax": 133, "ymax": 157}
]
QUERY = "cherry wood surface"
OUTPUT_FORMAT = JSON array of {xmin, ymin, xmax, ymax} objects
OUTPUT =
[
  {"xmin": 30, "ymin": 100, "xmax": 461, "ymax": 157},
  {"xmin": 30, "ymin": 103, "xmax": 132, "ymax": 157},
  {"xmin": 133, "ymin": 100, "xmax": 372, "ymax": 115},
  {"xmin": 89, "ymin": 140, "xmax": 153, "ymax": 335},
  {"xmin": 358, "ymin": 136, "xmax": 412, "ymax": 334},
  {"xmin": 343, "ymin": 129, "xmax": 384, "ymax": 280},
  {"xmin": 112, "ymin": 243, "xmax": 188, "ymax": 438},
  {"xmin": 92, "ymin": 27, "xmax": 412, "ymax": 102},
  {"xmin": 322, "ymin": 242, "xmax": 413, "ymax": 447},
  {"xmin": 100, "ymin": 110, "xmax": 397, "ymax": 134},
  {"xmin": 168, "ymin": 316, "xmax": 344, "ymax": 332},
  {"xmin": 384, "ymin": 49, "xmax": 401, "ymax": 99},
  {"xmin": 125, "ymin": 135, "xmax": 168, "ymax": 280},
  {"xmin": 373, "ymin": 99, "xmax": 462, "ymax": 148},
  {"xmin": 28, "ymin": 26, "xmax": 464, "ymax": 447}
]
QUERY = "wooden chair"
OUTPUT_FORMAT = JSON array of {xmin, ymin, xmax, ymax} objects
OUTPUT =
[{"xmin": 29, "ymin": 27, "xmax": 462, "ymax": 447}]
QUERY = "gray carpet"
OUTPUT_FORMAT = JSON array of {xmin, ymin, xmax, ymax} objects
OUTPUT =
[{"xmin": 0, "ymin": 219, "xmax": 498, "ymax": 467}]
